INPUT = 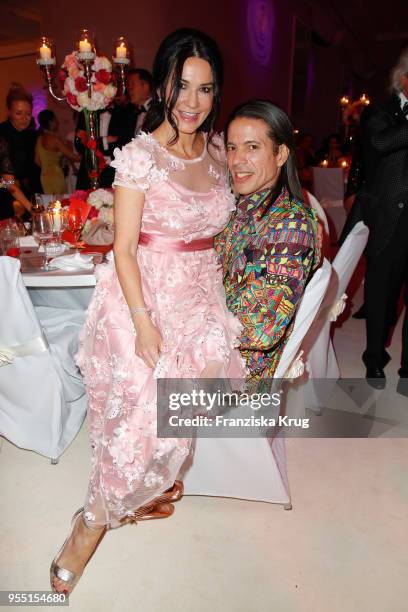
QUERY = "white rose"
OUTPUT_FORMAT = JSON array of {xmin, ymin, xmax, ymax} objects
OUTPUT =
[
  {"xmin": 99, "ymin": 206, "xmax": 114, "ymax": 226},
  {"xmin": 64, "ymin": 76, "xmax": 78, "ymax": 96},
  {"xmin": 93, "ymin": 56, "xmax": 112, "ymax": 72},
  {"xmin": 76, "ymin": 92, "xmax": 91, "ymax": 109},
  {"xmin": 88, "ymin": 91, "xmax": 106, "ymax": 111}
]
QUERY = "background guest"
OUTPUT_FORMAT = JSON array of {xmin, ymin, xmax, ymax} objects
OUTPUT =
[
  {"xmin": 296, "ymin": 132, "xmax": 317, "ymax": 191},
  {"xmin": 35, "ymin": 109, "xmax": 80, "ymax": 194},
  {"xmin": 74, "ymin": 108, "xmax": 118, "ymax": 189},
  {"xmin": 0, "ymin": 84, "xmax": 41, "ymax": 215},
  {"xmin": 0, "ymin": 135, "xmax": 32, "ymax": 220},
  {"xmin": 318, "ymin": 132, "xmax": 344, "ymax": 166},
  {"xmin": 356, "ymin": 48, "xmax": 408, "ymax": 389},
  {"xmin": 109, "ymin": 68, "xmax": 153, "ymax": 149}
]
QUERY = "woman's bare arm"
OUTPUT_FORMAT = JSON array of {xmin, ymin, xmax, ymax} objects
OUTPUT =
[
  {"xmin": 113, "ymin": 185, "xmax": 162, "ymax": 368},
  {"xmin": 3, "ymin": 174, "xmax": 32, "ymax": 213}
]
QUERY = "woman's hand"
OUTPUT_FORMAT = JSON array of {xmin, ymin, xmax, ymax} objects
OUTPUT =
[{"xmin": 134, "ymin": 316, "xmax": 163, "ymax": 369}]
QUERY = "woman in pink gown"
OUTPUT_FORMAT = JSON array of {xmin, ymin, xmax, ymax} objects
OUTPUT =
[{"xmin": 50, "ymin": 28, "xmax": 245, "ymax": 595}]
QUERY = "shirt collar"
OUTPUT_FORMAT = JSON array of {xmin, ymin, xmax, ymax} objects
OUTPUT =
[
  {"xmin": 237, "ymin": 185, "xmax": 289, "ymax": 215},
  {"xmin": 398, "ymin": 91, "xmax": 408, "ymax": 108}
]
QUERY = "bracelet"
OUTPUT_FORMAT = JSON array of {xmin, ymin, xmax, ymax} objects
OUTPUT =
[{"xmin": 129, "ymin": 305, "xmax": 151, "ymax": 316}]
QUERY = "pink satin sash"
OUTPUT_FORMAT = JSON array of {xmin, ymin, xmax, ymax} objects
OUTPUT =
[{"xmin": 138, "ymin": 232, "xmax": 214, "ymax": 252}]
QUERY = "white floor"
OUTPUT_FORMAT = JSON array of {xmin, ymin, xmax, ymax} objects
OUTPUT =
[{"xmin": 1, "ymin": 287, "xmax": 408, "ymax": 612}]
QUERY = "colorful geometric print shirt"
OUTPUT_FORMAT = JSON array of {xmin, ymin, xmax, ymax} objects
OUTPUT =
[{"xmin": 215, "ymin": 186, "xmax": 319, "ymax": 384}]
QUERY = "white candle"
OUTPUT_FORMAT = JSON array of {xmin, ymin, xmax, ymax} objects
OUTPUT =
[
  {"xmin": 116, "ymin": 43, "xmax": 127, "ymax": 59},
  {"xmin": 40, "ymin": 44, "xmax": 51, "ymax": 60},
  {"xmin": 52, "ymin": 201, "xmax": 62, "ymax": 232},
  {"xmin": 79, "ymin": 39, "xmax": 92, "ymax": 53}
]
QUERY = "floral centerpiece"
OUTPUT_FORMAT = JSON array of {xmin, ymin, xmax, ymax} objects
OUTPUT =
[
  {"xmin": 59, "ymin": 52, "xmax": 117, "ymax": 188},
  {"xmin": 64, "ymin": 188, "xmax": 114, "ymax": 245},
  {"xmin": 84, "ymin": 188, "xmax": 114, "ymax": 234},
  {"xmin": 59, "ymin": 53, "xmax": 116, "ymax": 111}
]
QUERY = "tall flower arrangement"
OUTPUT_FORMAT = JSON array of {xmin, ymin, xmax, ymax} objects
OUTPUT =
[
  {"xmin": 59, "ymin": 52, "xmax": 117, "ymax": 187},
  {"xmin": 60, "ymin": 53, "xmax": 116, "ymax": 111}
]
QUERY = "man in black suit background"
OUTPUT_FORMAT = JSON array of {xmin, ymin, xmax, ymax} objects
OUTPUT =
[
  {"xmin": 109, "ymin": 68, "xmax": 153, "ymax": 149},
  {"xmin": 75, "ymin": 107, "xmax": 118, "ymax": 189},
  {"xmin": 358, "ymin": 48, "xmax": 408, "ymax": 389}
]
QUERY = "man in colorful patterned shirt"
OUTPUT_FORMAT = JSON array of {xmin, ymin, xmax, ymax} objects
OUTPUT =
[{"xmin": 215, "ymin": 100, "xmax": 319, "ymax": 384}]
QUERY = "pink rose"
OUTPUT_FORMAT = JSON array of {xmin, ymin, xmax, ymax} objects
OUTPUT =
[{"xmin": 93, "ymin": 81, "xmax": 106, "ymax": 93}]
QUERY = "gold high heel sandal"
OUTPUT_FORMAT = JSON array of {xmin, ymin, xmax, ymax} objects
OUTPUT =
[
  {"xmin": 127, "ymin": 481, "xmax": 184, "ymax": 524},
  {"xmin": 50, "ymin": 508, "xmax": 106, "ymax": 595}
]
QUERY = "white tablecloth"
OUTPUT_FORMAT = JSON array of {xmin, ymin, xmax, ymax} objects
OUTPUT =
[{"xmin": 20, "ymin": 247, "xmax": 96, "ymax": 309}]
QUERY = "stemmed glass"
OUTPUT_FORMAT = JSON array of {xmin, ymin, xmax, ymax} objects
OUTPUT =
[
  {"xmin": 49, "ymin": 207, "xmax": 68, "ymax": 254},
  {"xmin": 32, "ymin": 212, "xmax": 53, "ymax": 269},
  {"xmin": 67, "ymin": 208, "xmax": 84, "ymax": 253}
]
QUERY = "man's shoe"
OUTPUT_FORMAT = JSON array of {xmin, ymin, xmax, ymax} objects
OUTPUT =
[
  {"xmin": 397, "ymin": 369, "xmax": 408, "ymax": 397},
  {"xmin": 353, "ymin": 305, "xmax": 367, "ymax": 319},
  {"xmin": 366, "ymin": 367, "xmax": 386, "ymax": 390}
]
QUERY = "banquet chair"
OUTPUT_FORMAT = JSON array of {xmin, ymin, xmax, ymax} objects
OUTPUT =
[
  {"xmin": 303, "ymin": 221, "xmax": 369, "ymax": 411},
  {"xmin": 312, "ymin": 167, "xmax": 344, "ymax": 208},
  {"xmin": 312, "ymin": 167, "xmax": 346, "ymax": 242},
  {"xmin": 181, "ymin": 259, "xmax": 332, "ymax": 509},
  {"xmin": 0, "ymin": 257, "xmax": 87, "ymax": 461}
]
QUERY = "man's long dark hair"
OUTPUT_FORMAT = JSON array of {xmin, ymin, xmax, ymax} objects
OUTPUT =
[
  {"xmin": 225, "ymin": 99, "xmax": 304, "ymax": 202},
  {"xmin": 143, "ymin": 28, "xmax": 223, "ymax": 146}
]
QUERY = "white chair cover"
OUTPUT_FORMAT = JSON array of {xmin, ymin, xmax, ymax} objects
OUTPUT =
[
  {"xmin": 274, "ymin": 258, "xmax": 332, "ymax": 379},
  {"xmin": 304, "ymin": 221, "xmax": 369, "ymax": 408},
  {"xmin": 312, "ymin": 167, "xmax": 344, "ymax": 208},
  {"xmin": 182, "ymin": 259, "xmax": 332, "ymax": 506},
  {"xmin": 0, "ymin": 257, "xmax": 87, "ymax": 459},
  {"xmin": 307, "ymin": 190, "xmax": 329, "ymax": 235}
]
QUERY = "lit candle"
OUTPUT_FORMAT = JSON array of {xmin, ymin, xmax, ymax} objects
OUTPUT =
[
  {"xmin": 79, "ymin": 38, "xmax": 92, "ymax": 54},
  {"xmin": 116, "ymin": 42, "xmax": 127, "ymax": 59},
  {"xmin": 322, "ymin": 160, "xmax": 328, "ymax": 167},
  {"xmin": 341, "ymin": 160, "xmax": 348, "ymax": 169},
  {"xmin": 40, "ymin": 44, "xmax": 51, "ymax": 60},
  {"xmin": 52, "ymin": 200, "xmax": 62, "ymax": 232}
]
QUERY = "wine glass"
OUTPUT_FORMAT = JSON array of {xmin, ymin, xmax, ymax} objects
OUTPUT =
[
  {"xmin": 49, "ymin": 207, "xmax": 68, "ymax": 254},
  {"xmin": 31, "ymin": 193, "xmax": 45, "ymax": 213},
  {"xmin": 32, "ymin": 212, "xmax": 53, "ymax": 269},
  {"xmin": 67, "ymin": 208, "xmax": 84, "ymax": 253}
]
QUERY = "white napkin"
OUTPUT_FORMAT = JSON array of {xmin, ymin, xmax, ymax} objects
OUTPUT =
[
  {"xmin": 19, "ymin": 236, "xmax": 67, "ymax": 254},
  {"xmin": 49, "ymin": 253, "xmax": 94, "ymax": 271},
  {"xmin": 20, "ymin": 236, "xmax": 37, "ymax": 247}
]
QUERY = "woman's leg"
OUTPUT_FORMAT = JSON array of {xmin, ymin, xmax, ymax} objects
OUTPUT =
[{"xmin": 51, "ymin": 511, "xmax": 106, "ymax": 594}]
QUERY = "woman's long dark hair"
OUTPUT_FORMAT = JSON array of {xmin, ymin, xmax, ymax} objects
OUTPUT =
[
  {"xmin": 143, "ymin": 28, "xmax": 223, "ymax": 147},
  {"xmin": 225, "ymin": 99, "xmax": 304, "ymax": 202}
]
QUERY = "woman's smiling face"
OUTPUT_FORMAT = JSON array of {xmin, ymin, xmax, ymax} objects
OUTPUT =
[{"xmin": 167, "ymin": 56, "xmax": 214, "ymax": 134}]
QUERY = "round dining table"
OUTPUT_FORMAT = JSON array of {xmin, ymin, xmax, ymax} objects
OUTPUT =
[{"xmin": 20, "ymin": 247, "xmax": 97, "ymax": 310}]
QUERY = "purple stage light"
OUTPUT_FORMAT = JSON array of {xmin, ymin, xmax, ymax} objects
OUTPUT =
[{"xmin": 247, "ymin": 0, "xmax": 275, "ymax": 67}]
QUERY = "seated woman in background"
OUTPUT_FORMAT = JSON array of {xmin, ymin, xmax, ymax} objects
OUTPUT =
[
  {"xmin": 317, "ymin": 132, "xmax": 344, "ymax": 167},
  {"xmin": 35, "ymin": 109, "xmax": 80, "ymax": 194},
  {"xmin": 0, "ymin": 135, "xmax": 33, "ymax": 221},
  {"xmin": 215, "ymin": 100, "xmax": 319, "ymax": 385},
  {"xmin": 0, "ymin": 84, "xmax": 40, "ymax": 217}
]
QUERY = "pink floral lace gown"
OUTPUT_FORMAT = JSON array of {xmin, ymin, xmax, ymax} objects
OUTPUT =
[{"xmin": 76, "ymin": 132, "xmax": 246, "ymax": 528}]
